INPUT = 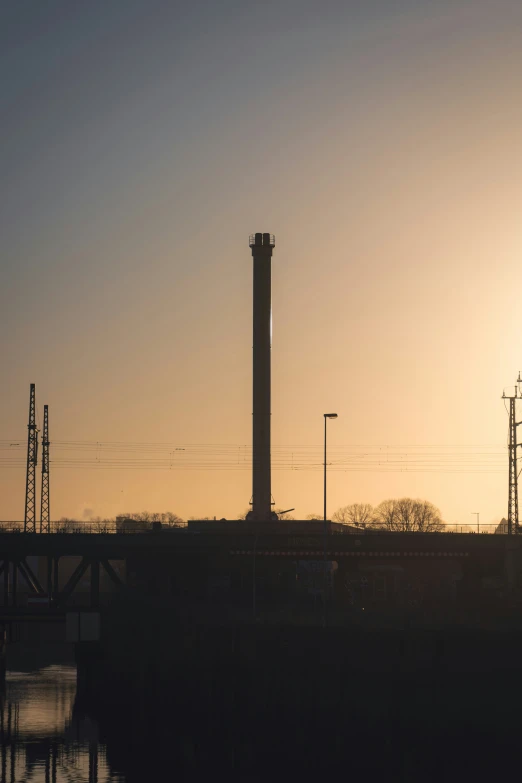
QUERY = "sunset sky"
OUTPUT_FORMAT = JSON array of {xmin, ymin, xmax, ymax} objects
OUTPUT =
[{"xmin": 2, "ymin": 0, "xmax": 522, "ymax": 528}]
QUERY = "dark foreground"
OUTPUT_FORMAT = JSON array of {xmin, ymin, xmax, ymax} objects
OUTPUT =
[
  {"xmin": 2, "ymin": 626, "xmax": 522, "ymax": 781},
  {"xmin": 76, "ymin": 623, "xmax": 522, "ymax": 782}
]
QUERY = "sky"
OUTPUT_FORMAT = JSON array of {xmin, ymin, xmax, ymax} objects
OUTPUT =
[{"xmin": 1, "ymin": 0, "xmax": 522, "ymax": 528}]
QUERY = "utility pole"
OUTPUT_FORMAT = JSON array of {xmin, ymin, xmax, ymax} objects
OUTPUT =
[
  {"xmin": 24, "ymin": 384, "xmax": 38, "ymax": 533},
  {"xmin": 40, "ymin": 405, "xmax": 50, "ymax": 533},
  {"xmin": 502, "ymin": 376, "xmax": 522, "ymax": 535}
]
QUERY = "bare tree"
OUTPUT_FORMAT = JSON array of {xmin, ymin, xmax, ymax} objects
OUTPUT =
[
  {"xmin": 374, "ymin": 498, "xmax": 445, "ymax": 532},
  {"xmin": 56, "ymin": 517, "xmax": 83, "ymax": 533},
  {"xmin": 162, "ymin": 512, "xmax": 184, "ymax": 527},
  {"xmin": 332, "ymin": 503, "xmax": 375, "ymax": 528},
  {"xmin": 305, "ymin": 513, "xmax": 322, "ymax": 520},
  {"xmin": 91, "ymin": 516, "xmax": 114, "ymax": 533}
]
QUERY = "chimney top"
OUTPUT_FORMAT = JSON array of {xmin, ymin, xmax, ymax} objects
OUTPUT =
[{"xmin": 249, "ymin": 233, "xmax": 275, "ymax": 248}]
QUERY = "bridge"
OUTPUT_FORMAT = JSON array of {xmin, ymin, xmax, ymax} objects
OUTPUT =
[{"xmin": 0, "ymin": 522, "xmax": 519, "ymax": 624}]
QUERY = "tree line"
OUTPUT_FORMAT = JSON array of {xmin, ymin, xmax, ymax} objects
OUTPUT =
[
  {"xmin": 331, "ymin": 498, "xmax": 445, "ymax": 532},
  {"xmin": 238, "ymin": 498, "xmax": 445, "ymax": 531},
  {"xmin": 50, "ymin": 511, "xmax": 185, "ymax": 533},
  {"xmin": 9, "ymin": 500, "xmax": 444, "ymax": 532}
]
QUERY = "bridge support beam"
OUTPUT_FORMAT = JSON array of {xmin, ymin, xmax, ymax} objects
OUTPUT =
[
  {"xmin": 1, "ymin": 557, "xmax": 45, "ymax": 607},
  {"xmin": 56, "ymin": 558, "xmax": 90, "ymax": 608},
  {"xmin": 17, "ymin": 558, "xmax": 45, "ymax": 595},
  {"xmin": 3, "ymin": 561, "xmax": 8, "ymax": 608},
  {"xmin": 90, "ymin": 560, "xmax": 100, "ymax": 608},
  {"xmin": 47, "ymin": 557, "xmax": 53, "ymax": 605},
  {"xmin": 101, "ymin": 560, "xmax": 125, "ymax": 589},
  {"xmin": 0, "ymin": 554, "xmax": 127, "ymax": 610},
  {"xmin": 54, "ymin": 557, "xmax": 59, "ymax": 598},
  {"xmin": 11, "ymin": 562, "xmax": 17, "ymax": 609}
]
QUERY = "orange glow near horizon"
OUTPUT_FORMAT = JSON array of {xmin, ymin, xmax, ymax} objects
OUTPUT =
[{"xmin": 1, "ymin": 1, "xmax": 521, "ymax": 528}]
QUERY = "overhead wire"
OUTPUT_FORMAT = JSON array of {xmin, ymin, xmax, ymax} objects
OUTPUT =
[{"xmin": 0, "ymin": 438, "xmax": 509, "ymax": 474}]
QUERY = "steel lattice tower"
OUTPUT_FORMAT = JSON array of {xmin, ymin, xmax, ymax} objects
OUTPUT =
[
  {"xmin": 40, "ymin": 405, "xmax": 50, "ymax": 533},
  {"xmin": 503, "ymin": 378, "xmax": 522, "ymax": 535},
  {"xmin": 24, "ymin": 383, "xmax": 38, "ymax": 533},
  {"xmin": 508, "ymin": 396, "xmax": 519, "ymax": 535}
]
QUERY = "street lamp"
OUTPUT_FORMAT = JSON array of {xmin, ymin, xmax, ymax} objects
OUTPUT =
[
  {"xmin": 323, "ymin": 413, "xmax": 338, "ymax": 625},
  {"xmin": 324, "ymin": 414, "xmax": 338, "ymax": 523},
  {"xmin": 472, "ymin": 512, "xmax": 479, "ymax": 534}
]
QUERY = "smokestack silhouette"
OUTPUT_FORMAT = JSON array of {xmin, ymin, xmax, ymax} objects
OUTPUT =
[{"xmin": 248, "ymin": 232, "xmax": 275, "ymax": 521}]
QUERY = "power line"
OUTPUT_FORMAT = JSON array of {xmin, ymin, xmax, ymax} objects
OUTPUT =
[{"xmin": 0, "ymin": 436, "xmax": 511, "ymax": 477}]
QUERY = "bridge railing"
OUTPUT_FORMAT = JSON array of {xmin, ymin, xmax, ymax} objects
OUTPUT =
[
  {"xmin": 0, "ymin": 522, "xmax": 508, "ymax": 534},
  {"xmin": 0, "ymin": 521, "xmax": 188, "ymax": 534},
  {"xmin": 354, "ymin": 524, "xmax": 503, "ymax": 534}
]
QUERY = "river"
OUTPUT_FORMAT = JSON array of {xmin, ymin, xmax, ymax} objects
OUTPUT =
[
  {"xmin": 1, "ymin": 640, "xmax": 276, "ymax": 782},
  {"xmin": 0, "ymin": 643, "xmax": 120, "ymax": 783},
  {"xmin": 1, "ymin": 635, "xmax": 520, "ymax": 782}
]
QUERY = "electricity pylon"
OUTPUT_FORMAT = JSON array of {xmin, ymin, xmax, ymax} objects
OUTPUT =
[
  {"xmin": 40, "ymin": 404, "xmax": 50, "ymax": 533},
  {"xmin": 24, "ymin": 384, "xmax": 38, "ymax": 533},
  {"xmin": 503, "ymin": 376, "xmax": 522, "ymax": 534}
]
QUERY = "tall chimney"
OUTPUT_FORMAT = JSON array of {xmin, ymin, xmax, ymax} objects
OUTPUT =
[{"xmin": 249, "ymin": 232, "xmax": 275, "ymax": 521}]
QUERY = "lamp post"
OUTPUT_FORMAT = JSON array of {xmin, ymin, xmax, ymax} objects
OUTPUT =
[
  {"xmin": 472, "ymin": 512, "xmax": 479, "ymax": 534},
  {"xmin": 323, "ymin": 413, "xmax": 338, "ymax": 625}
]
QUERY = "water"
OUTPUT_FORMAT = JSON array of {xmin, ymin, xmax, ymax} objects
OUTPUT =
[
  {"xmin": 1, "ymin": 646, "xmax": 121, "ymax": 783},
  {"xmin": 1, "ymin": 642, "xmax": 273, "ymax": 782},
  {"xmin": 2, "ymin": 638, "xmax": 520, "ymax": 782}
]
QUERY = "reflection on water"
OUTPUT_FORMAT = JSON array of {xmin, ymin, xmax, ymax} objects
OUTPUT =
[
  {"xmin": 1, "ymin": 649, "xmax": 120, "ymax": 783},
  {"xmin": 5, "ymin": 666, "xmax": 75, "ymax": 739}
]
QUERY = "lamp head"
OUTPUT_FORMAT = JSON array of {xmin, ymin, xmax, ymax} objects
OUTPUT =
[{"xmin": 324, "ymin": 413, "xmax": 338, "ymax": 419}]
